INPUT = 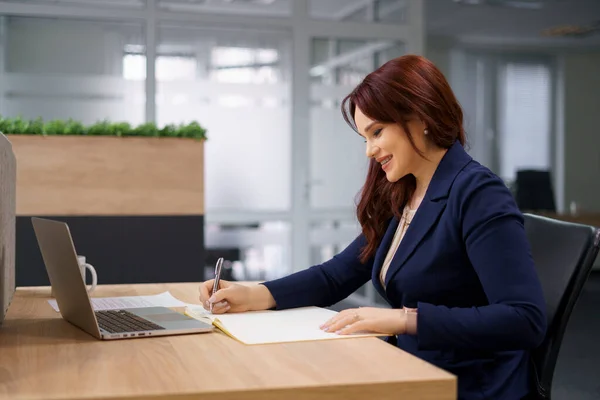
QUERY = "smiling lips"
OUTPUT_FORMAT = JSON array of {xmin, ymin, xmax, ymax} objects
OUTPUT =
[{"xmin": 377, "ymin": 155, "xmax": 393, "ymax": 171}]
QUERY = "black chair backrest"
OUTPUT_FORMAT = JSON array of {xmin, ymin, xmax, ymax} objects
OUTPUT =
[
  {"xmin": 524, "ymin": 213, "xmax": 600, "ymax": 399},
  {"xmin": 516, "ymin": 170, "xmax": 556, "ymax": 212}
]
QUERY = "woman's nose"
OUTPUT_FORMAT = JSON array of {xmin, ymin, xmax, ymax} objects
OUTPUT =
[{"xmin": 365, "ymin": 141, "xmax": 378, "ymax": 158}]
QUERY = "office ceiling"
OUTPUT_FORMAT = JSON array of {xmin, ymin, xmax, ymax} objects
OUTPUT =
[
  {"xmin": 311, "ymin": 0, "xmax": 600, "ymax": 47},
  {"xmin": 426, "ymin": 0, "xmax": 600, "ymax": 47},
  {"xmin": 5, "ymin": 0, "xmax": 600, "ymax": 47}
]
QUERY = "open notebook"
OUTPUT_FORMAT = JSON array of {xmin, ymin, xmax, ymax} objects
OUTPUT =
[{"xmin": 184, "ymin": 306, "xmax": 389, "ymax": 345}]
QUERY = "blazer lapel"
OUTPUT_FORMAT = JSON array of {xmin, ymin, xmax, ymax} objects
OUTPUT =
[
  {"xmin": 371, "ymin": 217, "xmax": 399, "ymax": 293},
  {"xmin": 382, "ymin": 140, "xmax": 473, "ymax": 289},
  {"xmin": 383, "ymin": 198, "xmax": 446, "ymax": 288}
]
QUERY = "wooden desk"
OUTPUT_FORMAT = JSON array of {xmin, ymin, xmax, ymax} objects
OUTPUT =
[{"xmin": 0, "ymin": 283, "xmax": 456, "ymax": 400}]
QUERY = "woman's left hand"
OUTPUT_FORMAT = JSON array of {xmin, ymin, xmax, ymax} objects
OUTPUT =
[{"xmin": 320, "ymin": 307, "xmax": 406, "ymax": 336}]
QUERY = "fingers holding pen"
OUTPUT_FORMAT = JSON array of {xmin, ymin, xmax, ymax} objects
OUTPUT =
[
  {"xmin": 210, "ymin": 300, "xmax": 230, "ymax": 314},
  {"xmin": 198, "ymin": 280, "xmax": 252, "ymax": 314},
  {"xmin": 198, "ymin": 279, "xmax": 214, "ymax": 310},
  {"xmin": 207, "ymin": 286, "xmax": 230, "ymax": 313}
]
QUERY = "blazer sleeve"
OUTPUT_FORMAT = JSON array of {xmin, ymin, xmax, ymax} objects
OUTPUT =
[
  {"xmin": 260, "ymin": 234, "xmax": 373, "ymax": 310},
  {"xmin": 416, "ymin": 168, "xmax": 548, "ymax": 351}
]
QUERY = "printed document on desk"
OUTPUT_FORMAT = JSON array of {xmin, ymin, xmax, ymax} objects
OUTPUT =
[
  {"xmin": 48, "ymin": 291, "xmax": 189, "ymax": 312},
  {"xmin": 184, "ymin": 306, "xmax": 389, "ymax": 345}
]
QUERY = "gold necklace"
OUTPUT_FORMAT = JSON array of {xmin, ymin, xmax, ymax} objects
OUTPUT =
[{"xmin": 400, "ymin": 207, "xmax": 414, "ymax": 234}]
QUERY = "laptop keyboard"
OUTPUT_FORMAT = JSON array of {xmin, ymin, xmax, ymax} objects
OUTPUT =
[{"xmin": 95, "ymin": 310, "xmax": 165, "ymax": 334}]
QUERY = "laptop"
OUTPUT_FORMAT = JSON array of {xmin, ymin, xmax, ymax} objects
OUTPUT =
[{"xmin": 31, "ymin": 217, "xmax": 214, "ymax": 340}]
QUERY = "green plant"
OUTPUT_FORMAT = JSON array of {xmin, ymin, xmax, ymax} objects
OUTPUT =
[
  {"xmin": 160, "ymin": 124, "xmax": 178, "ymax": 137},
  {"xmin": 28, "ymin": 117, "xmax": 45, "ymax": 135},
  {"xmin": 0, "ymin": 115, "xmax": 207, "ymax": 140},
  {"xmin": 178, "ymin": 121, "xmax": 207, "ymax": 139},
  {"xmin": 65, "ymin": 119, "xmax": 86, "ymax": 135},
  {"xmin": 9, "ymin": 116, "xmax": 29, "ymax": 134},
  {"xmin": 111, "ymin": 122, "xmax": 132, "ymax": 137},
  {"xmin": 132, "ymin": 122, "xmax": 159, "ymax": 137},
  {"xmin": 0, "ymin": 117, "xmax": 10, "ymax": 134},
  {"xmin": 86, "ymin": 120, "xmax": 112, "ymax": 136},
  {"xmin": 44, "ymin": 119, "xmax": 67, "ymax": 135}
]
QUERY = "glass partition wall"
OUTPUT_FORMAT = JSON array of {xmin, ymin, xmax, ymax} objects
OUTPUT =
[{"xmin": 0, "ymin": 0, "xmax": 423, "ymax": 304}]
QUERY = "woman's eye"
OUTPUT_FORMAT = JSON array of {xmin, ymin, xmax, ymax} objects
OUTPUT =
[{"xmin": 373, "ymin": 128, "xmax": 382, "ymax": 137}]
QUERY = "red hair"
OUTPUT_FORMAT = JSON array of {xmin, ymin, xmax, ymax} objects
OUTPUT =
[{"xmin": 341, "ymin": 55, "xmax": 466, "ymax": 263}]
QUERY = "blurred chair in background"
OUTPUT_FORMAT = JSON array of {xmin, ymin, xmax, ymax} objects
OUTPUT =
[{"xmin": 516, "ymin": 170, "xmax": 557, "ymax": 213}]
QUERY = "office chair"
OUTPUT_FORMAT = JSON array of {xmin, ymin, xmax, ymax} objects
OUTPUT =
[
  {"xmin": 523, "ymin": 213, "xmax": 600, "ymax": 399},
  {"xmin": 516, "ymin": 170, "xmax": 556, "ymax": 212}
]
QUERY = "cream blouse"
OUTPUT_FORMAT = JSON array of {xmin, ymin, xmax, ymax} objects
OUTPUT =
[{"xmin": 379, "ymin": 207, "xmax": 416, "ymax": 289}]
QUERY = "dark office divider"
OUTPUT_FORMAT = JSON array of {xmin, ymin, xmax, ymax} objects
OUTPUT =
[{"xmin": 16, "ymin": 215, "xmax": 205, "ymax": 286}]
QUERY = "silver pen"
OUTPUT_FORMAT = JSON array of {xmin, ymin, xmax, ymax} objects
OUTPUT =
[{"xmin": 210, "ymin": 257, "xmax": 224, "ymax": 313}]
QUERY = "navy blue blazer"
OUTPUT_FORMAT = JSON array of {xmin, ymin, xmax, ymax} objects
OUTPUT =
[{"xmin": 262, "ymin": 141, "xmax": 547, "ymax": 400}]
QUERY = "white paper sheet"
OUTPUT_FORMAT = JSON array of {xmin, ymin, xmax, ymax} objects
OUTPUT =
[
  {"xmin": 184, "ymin": 306, "xmax": 387, "ymax": 345},
  {"xmin": 48, "ymin": 291, "xmax": 191, "ymax": 312}
]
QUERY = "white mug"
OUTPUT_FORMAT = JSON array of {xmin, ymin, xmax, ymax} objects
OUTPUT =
[
  {"xmin": 50, "ymin": 255, "xmax": 97, "ymax": 297},
  {"xmin": 77, "ymin": 255, "xmax": 98, "ymax": 293}
]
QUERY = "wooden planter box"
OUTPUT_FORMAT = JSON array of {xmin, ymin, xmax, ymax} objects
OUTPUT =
[
  {"xmin": 7, "ymin": 135, "xmax": 204, "ymax": 216},
  {"xmin": 7, "ymin": 135, "xmax": 206, "ymax": 286}
]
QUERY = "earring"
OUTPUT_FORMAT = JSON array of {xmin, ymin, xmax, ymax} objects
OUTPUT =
[{"xmin": 424, "ymin": 129, "xmax": 429, "ymax": 135}]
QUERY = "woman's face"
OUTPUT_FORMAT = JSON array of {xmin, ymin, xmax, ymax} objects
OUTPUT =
[{"xmin": 354, "ymin": 106, "xmax": 426, "ymax": 183}]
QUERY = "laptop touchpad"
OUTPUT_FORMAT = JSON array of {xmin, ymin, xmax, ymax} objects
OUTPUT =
[{"xmin": 148, "ymin": 313, "xmax": 189, "ymax": 322}]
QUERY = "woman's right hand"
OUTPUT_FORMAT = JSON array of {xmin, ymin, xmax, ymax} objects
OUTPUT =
[{"xmin": 198, "ymin": 280, "xmax": 276, "ymax": 314}]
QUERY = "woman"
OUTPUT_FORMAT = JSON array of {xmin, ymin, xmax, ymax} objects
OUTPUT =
[{"xmin": 198, "ymin": 55, "xmax": 547, "ymax": 400}]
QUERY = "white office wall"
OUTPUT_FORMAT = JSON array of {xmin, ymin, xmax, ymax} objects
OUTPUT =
[
  {"xmin": 425, "ymin": 39, "xmax": 488, "ymax": 168},
  {"xmin": 561, "ymin": 51, "xmax": 600, "ymax": 213},
  {"xmin": 308, "ymin": 38, "xmax": 407, "ymax": 210},
  {"xmin": 3, "ymin": 17, "xmax": 144, "ymax": 125},
  {"xmin": 424, "ymin": 37, "xmax": 451, "ymax": 78},
  {"xmin": 424, "ymin": 38, "xmax": 490, "ymax": 166},
  {"xmin": 155, "ymin": 26, "xmax": 292, "ymax": 212},
  {"xmin": 6, "ymin": 17, "xmax": 130, "ymax": 75},
  {"xmin": 2, "ymin": 17, "xmax": 293, "ymax": 211}
]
